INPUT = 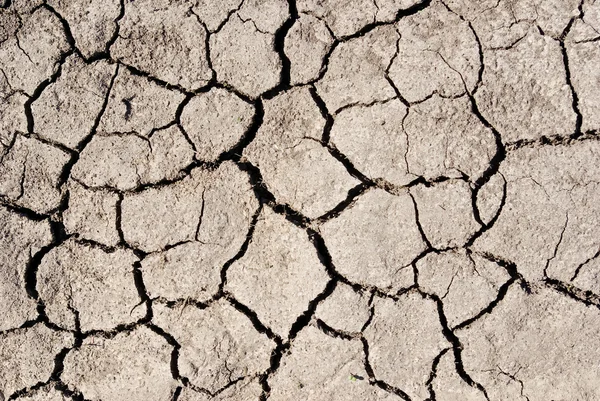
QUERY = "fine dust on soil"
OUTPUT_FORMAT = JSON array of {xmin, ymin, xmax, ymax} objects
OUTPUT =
[{"xmin": 1, "ymin": 0, "xmax": 600, "ymax": 400}]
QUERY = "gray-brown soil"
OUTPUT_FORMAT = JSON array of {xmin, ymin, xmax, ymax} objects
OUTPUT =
[{"xmin": 1, "ymin": 0, "xmax": 600, "ymax": 400}]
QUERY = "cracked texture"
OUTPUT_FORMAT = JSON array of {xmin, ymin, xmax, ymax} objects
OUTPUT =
[
  {"xmin": 37, "ymin": 239, "xmax": 145, "ymax": 332},
  {"xmin": 178, "ymin": 378, "xmax": 262, "ymax": 401},
  {"xmin": 0, "ymin": 135, "xmax": 70, "ymax": 214},
  {"xmin": 0, "ymin": 207, "xmax": 52, "ymax": 331},
  {"xmin": 475, "ymin": 31, "xmax": 576, "ymax": 143},
  {"xmin": 226, "ymin": 207, "xmax": 329, "ymax": 337},
  {"xmin": 180, "ymin": 88, "xmax": 254, "ymax": 162},
  {"xmin": 316, "ymin": 25, "xmax": 398, "ymax": 112},
  {"xmin": 459, "ymin": 284, "xmax": 600, "ymax": 400},
  {"xmin": 321, "ymin": 188, "xmax": 425, "ymax": 290},
  {"xmin": 330, "ymin": 99, "xmax": 412, "ymax": 186},
  {"xmin": 475, "ymin": 172, "xmax": 506, "ymax": 226},
  {"xmin": 238, "ymin": 0, "xmax": 289, "ymax": 35},
  {"xmin": 364, "ymin": 293, "xmax": 450, "ymax": 400},
  {"xmin": 112, "ymin": 0, "xmax": 212, "ymax": 91},
  {"xmin": 404, "ymin": 95, "xmax": 496, "ymax": 182},
  {"xmin": 141, "ymin": 162, "xmax": 258, "ymax": 301},
  {"xmin": 0, "ymin": 324, "xmax": 74, "ymax": 396},
  {"xmin": 314, "ymin": 282, "xmax": 371, "ymax": 333},
  {"xmin": 429, "ymin": 349, "xmax": 486, "ymax": 401},
  {"xmin": 210, "ymin": 15, "xmax": 282, "ymax": 98},
  {"xmin": 0, "ymin": 81, "xmax": 27, "ymax": 152},
  {"xmin": 62, "ymin": 326, "xmax": 176, "ymax": 401},
  {"xmin": 410, "ymin": 179, "xmax": 479, "ymax": 249},
  {"xmin": 244, "ymin": 86, "xmax": 359, "ymax": 218},
  {"xmin": 122, "ymin": 161, "xmax": 257, "ymax": 253},
  {"xmin": 97, "ymin": 67, "xmax": 184, "ymax": 137},
  {"xmin": 17, "ymin": 383, "xmax": 75, "ymax": 401},
  {"xmin": 298, "ymin": 0, "xmax": 421, "ymax": 38},
  {"xmin": 390, "ymin": 1, "xmax": 479, "ymax": 103},
  {"xmin": 63, "ymin": 180, "xmax": 120, "ymax": 246},
  {"xmin": 47, "ymin": 0, "xmax": 120, "ymax": 59},
  {"xmin": 445, "ymin": 0, "xmax": 580, "ymax": 47},
  {"xmin": 417, "ymin": 250, "xmax": 510, "ymax": 328},
  {"xmin": 566, "ymin": 39, "xmax": 600, "ymax": 132},
  {"xmin": 191, "ymin": 0, "xmax": 242, "ymax": 33},
  {"xmin": 72, "ymin": 126, "xmax": 195, "ymax": 191},
  {"xmin": 32, "ymin": 55, "xmax": 115, "ymax": 149},
  {"xmin": 297, "ymin": 0, "xmax": 378, "ymax": 38},
  {"xmin": 269, "ymin": 326, "xmax": 396, "ymax": 400},
  {"xmin": 153, "ymin": 300, "xmax": 275, "ymax": 393},
  {"xmin": 0, "ymin": 5, "xmax": 69, "ymax": 95},
  {"xmin": 285, "ymin": 13, "xmax": 334, "ymax": 85},
  {"xmin": 474, "ymin": 141, "xmax": 600, "ymax": 283},
  {"xmin": 2, "ymin": 0, "xmax": 600, "ymax": 399}
]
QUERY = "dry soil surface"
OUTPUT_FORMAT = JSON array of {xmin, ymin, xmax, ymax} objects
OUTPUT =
[{"xmin": 1, "ymin": 0, "xmax": 600, "ymax": 400}]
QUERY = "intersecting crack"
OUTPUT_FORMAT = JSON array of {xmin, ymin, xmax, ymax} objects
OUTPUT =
[{"xmin": 2, "ymin": 0, "xmax": 600, "ymax": 400}]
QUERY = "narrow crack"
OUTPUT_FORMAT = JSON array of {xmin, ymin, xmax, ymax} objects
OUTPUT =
[
  {"xmin": 218, "ymin": 202, "xmax": 263, "ymax": 293},
  {"xmin": 132, "ymin": 260, "xmax": 152, "ymax": 323},
  {"xmin": 146, "ymin": 323, "xmax": 185, "ymax": 385},
  {"xmin": 2, "ymin": 1, "xmax": 599, "ymax": 399},
  {"xmin": 236, "ymin": 159, "xmax": 310, "ymax": 228},
  {"xmin": 313, "ymin": 183, "xmax": 372, "ymax": 224},
  {"xmin": 422, "ymin": 290, "xmax": 491, "ymax": 401},
  {"xmin": 408, "ymin": 191, "xmax": 433, "ymax": 249},
  {"xmin": 93, "ymin": 0, "xmax": 126, "ymax": 61},
  {"xmin": 116, "ymin": 62, "xmax": 191, "ymax": 96},
  {"xmin": 505, "ymin": 129, "xmax": 600, "ymax": 151},
  {"xmin": 475, "ymin": 251, "xmax": 531, "ymax": 294},
  {"xmin": 42, "ymin": 4, "xmax": 77, "ymax": 54},
  {"xmin": 314, "ymin": 318, "xmax": 360, "ymax": 340},
  {"xmin": 310, "ymin": 229, "xmax": 409, "ymax": 300},
  {"xmin": 115, "ymin": 192, "xmax": 125, "ymax": 245},
  {"xmin": 543, "ymin": 213, "xmax": 569, "ymax": 278},
  {"xmin": 543, "ymin": 278, "xmax": 600, "ymax": 309},
  {"xmin": 384, "ymin": 28, "xmax": 411, "ymax": 107},
  {"xmin": 194, "ymin": 188, "xmax": 206, "ymax": 241},
  {"xmin": 571, "ymin": 248, "xmax": 600, "ymax": 282},
  {"xmin": 260, "ymin": 0, "xmax": 298, "ymax": 100},
  {"xmin": 361, "ymin": 337, "xmax": 412, "ymax": 401},
  {"xmin": 212, "ymin": 0, "xmax": 246, "ymax": 34},
  {"xmin": 189, "ymin": 8, "xmax": 218, "ymax": 84},
  {"xmin": 57, "ymin": 63, "xmax": 120, "ymax": 188},
  {"xmin": 286, "ymin": 278, "xmax": 337, "ymax": 341},
  {"xmin": 309, "ymin": 85, "xmax": 375, "ymax": 185},
  {"xmin": 497, "ymin": 366, "xmax": 530, "ymax": 401},
  {"xmin": 218, "ymin": 96, "xmax": 264, "ymax": 163},
  {"xmin": 360, "ymin": 292, "xmax": 376, "ymax": 332},
  {"xmin": 338, "ymin": 0, "xmax": 432, "ymax": 42},
  {"xmin": 258, "ymin": 230, "xmax": 341, "ymax": 400},
  {"xmin": 464, "ymin": 96, "xmax": 507, "ymax": 246},
  {"xmin": 424, "ymin": 347, "xmax": 451, "ymax": 401},
  {"xmin": 452, "ymin": 273, "xmax": 516, "ymax": 330},
  {"xmin": 24, "ymin": 48, "xmax": 74, "ymax": 134},
  {"xmin": 440, "ymin": 0, "xmax": 485, "ymax": 94},
  {"xmin": 472, "ymin": 171, "xmax": 507, "ymax": 230},
  {"xmin": 224, "ymin": 294, "xmax": 283, "ymax": 345},
  {"xmin": 558, "ymin": 0, "xmax": 584, "ymax": 139},
  {"xmin": 14, "ymin": 33, "xmax": 33, "ymax": 64}
]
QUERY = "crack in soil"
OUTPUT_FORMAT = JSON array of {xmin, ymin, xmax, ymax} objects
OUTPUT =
[{"xmin": 2, "ymin": 0, "xmax": 600, "ymax": 399}]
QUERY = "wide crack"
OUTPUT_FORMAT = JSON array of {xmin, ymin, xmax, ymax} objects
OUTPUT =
[{"xmin": 3, "ymin": 0, "xmax": 600, "ymax": 399}]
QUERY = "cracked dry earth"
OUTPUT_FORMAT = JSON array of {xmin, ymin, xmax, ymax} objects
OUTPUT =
[{"xmin": 2, "ymin": 1, "xmax": 600, "ymax": 401}]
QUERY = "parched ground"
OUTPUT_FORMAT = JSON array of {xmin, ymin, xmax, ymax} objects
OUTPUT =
[{"xmin": 1, "ymin": 0, "xmax": 600, "ymax": 400}]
